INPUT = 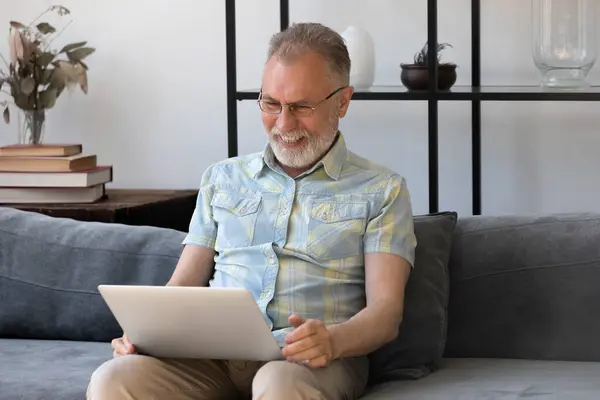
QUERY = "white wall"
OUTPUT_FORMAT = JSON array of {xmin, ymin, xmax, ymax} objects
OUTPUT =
[{"xmin": 1, "ymin": 0, "xmax": 600, "ymax": 217}]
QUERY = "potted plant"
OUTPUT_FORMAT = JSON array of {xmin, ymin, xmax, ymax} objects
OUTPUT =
[
  {"xmin": 0, "ymin": 5, "xmax": 95, "ymax": 145},
  {"xmin": 400, "ymin": 42, "xmax": 457, "ymax": 91}
]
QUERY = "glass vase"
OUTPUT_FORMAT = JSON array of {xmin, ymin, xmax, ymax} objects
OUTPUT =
[
  {"xmin": 532, "ymin": 0, "xmax": 597, "ymax": 89},
  {"xmin": 18, "ymin": 109, "xmax": 46, "ymax": 145}
]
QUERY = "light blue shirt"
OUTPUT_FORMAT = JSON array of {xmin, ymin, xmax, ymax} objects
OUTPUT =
[{"xmin": 182, "ymin": 133, "xmax": 416, "ymax": 346}]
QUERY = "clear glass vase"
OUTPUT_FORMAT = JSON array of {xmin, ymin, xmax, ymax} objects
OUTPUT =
[
  {"xmin": 532, "ymin": 0, "xmax": 597, "ymax": 89},
  {"xmin": 18, "ymin": 109, "xmax": 46, "ymax": 145}
]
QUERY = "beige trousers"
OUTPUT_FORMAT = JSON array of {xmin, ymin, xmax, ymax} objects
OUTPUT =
[{"xmin": 86, "ymin": 354, "xmax": 369, "ymax": 400}]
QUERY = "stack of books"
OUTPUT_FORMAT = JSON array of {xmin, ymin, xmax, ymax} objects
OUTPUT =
[{"xmin": 0, "ymin": 144, "xmax": 112, "ymax": 204}]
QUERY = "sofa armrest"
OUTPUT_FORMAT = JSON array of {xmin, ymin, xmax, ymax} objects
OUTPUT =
[{"xmin": 0, "ymin": 207, "xmax": 186, "ymax": 342}]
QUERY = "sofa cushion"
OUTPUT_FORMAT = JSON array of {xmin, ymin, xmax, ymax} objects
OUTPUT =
[
  {"xmin": 362, "ymin": 358, "xmax": 600, "ymax": 399},
  {"xmin": 444, "ymin": 213, "xmax": 600, "ymax": 362},
  {"xmin": 0, "ymin": 207, "xmax": 186, "ymax": 342},
  {"xmin": 367, "ymin": 211, "xmax": 458, "ymax": 384},
  {"xmin": 0, "ymin": 338, "xmax": 111, "ymax": 400}
]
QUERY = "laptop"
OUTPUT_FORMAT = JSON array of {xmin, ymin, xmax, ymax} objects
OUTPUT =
[{"xmin": 97, "ymin": 285, "xmax": 284, "ymax": 361}]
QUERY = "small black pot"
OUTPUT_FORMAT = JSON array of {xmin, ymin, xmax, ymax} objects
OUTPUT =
[{"xmin": 400, "ymin": 63, "xmax": 457, "ymax": 91}]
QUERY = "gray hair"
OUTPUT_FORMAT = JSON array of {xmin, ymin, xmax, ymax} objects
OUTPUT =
[{"xmin": 266, "ymin": 22, "xmax": 350, "ymax": 85}]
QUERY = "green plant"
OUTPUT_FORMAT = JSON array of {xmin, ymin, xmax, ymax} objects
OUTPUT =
[
  {"xmin": 412, "ymin": 42, "xmax": 454, "ymax": 66},
  {"xmin": 0, "ymin": 5, "xmax": 95, "ymax": 125}
]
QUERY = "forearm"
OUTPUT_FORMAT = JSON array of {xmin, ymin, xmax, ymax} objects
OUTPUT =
[
  {"xmin": 167, "ymin": 244, "xmax": 215, "ymax": 287},
  {"xmin": 328, "ymin": 299, "xmax": 402, "ymax": 359}
]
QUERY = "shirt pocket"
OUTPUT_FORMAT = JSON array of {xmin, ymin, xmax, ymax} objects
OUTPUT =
[
  {"xmin": 307, "ymin": 200, "xmax": 368, "ymax": 261},
  {"xmin": 211, "ymin": 191, "xmax": 262, "ymax": 248}
]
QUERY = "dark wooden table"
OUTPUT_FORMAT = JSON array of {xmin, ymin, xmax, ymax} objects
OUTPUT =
[{"xmin": 3, "ymin": 189, "xmax": 198, "ymax": 232}]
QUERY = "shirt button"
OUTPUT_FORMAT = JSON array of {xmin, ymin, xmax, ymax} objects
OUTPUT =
[
  {"xmin": 322, "ymin": 213, "xmax": 328, "ymax": 220},
  {"xmin": 268, "ymin": 257, "xmax": 276, "ymax": 265},
  {"xmin": 241, "ymin": 207, "xmax": 247, "ymax": 213}
]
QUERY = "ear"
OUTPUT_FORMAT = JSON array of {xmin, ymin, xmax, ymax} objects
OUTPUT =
[{"xmin": 337, "ymin": 86, "xmax": 354, "ymax": 118}]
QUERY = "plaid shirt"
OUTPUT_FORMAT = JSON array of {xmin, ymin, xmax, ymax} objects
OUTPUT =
[{"xmin": 183, "ymin": 133, "xmax": 416, "ymax": 346}]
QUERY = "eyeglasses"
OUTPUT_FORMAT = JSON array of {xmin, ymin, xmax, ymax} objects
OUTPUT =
[{"xmin": 258, "ymin": 86, "xmax": 348, "ymax": 117}]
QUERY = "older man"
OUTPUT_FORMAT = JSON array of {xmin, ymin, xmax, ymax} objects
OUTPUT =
[{"xmin": 87, "ymin": 22, "xmax": 416, "ymax": 400}]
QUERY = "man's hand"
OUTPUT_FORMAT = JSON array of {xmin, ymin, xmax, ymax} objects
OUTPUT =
[
  {"xmin": 111, "ymin": 334, "xmax": 137, "ymax": 358},
  {"xmin": 281, "ymin": 314, "xmax": 335, "ymax": 368}
]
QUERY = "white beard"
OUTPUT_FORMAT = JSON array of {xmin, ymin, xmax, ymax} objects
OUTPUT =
[
  {"xmin": 268, "ymin": 128, "xmax": 336, "ymax": 168},
  {"xmin": 268, "ymin": 115, "xmax": 339, "ymax": 169}
]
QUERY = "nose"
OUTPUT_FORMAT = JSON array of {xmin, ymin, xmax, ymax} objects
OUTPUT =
[{"xmin": 276, "ymin": 106, "xmax": 298, "ymax": 132}]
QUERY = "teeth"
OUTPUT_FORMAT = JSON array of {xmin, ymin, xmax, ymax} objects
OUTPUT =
[{"xmin": 280, "ymin": 136, "xmax": 302, "ymax": 144}]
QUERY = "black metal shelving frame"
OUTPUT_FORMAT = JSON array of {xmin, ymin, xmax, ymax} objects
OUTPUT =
[{"xmin": 226, "ymin": 0, "xmax": 600, "ymax": 215}]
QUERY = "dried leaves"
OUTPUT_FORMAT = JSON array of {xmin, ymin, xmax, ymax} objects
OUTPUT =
[
  {"xmin": 20, "ymin": 77, "xmax": 36, "ymax": 95},
  {"xmin": 59, "ymin": 41, "xmax": 86, "ymax": 54},
  {"xmin": 413, "ymin": 42, "xmax": 454, "ymax": 66},
  {"xmin": 50, "ymin": 5, "xmax": 70, "ymax": 16},
  {"xmin": 52, "ymin": 60, "xmax": 89, "ymax": 94},
  {"xmin": 1, "ymin": 5, "xmax": 94, "ymax": 123},
  {"xmin": 8, "ymin": 29, "xmax": 25, "ymax": 65},
  {"xmin": 67, "ymin": 47, "xmax": 95, "ymax": 63},
  {"xmin": 39, "ymin": 88, "xmax": 58, "ymax": 109},
  {"xmin": 36, "ymin": 23, "xmax": 56, "ymax": 35},
  {"xmin": 9, "ymin": 21, "xmax": 26, "ymax": 30}
]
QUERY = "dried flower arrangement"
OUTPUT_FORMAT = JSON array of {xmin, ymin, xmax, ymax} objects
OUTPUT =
[{"xmin": 0, "ymin": 5, "xmax": 95, "ymax": 144}]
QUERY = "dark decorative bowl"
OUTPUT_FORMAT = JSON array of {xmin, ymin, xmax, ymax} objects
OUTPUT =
[{"xmin": 400, "ymin": 63, "xmax": 457, "ymax": 91}]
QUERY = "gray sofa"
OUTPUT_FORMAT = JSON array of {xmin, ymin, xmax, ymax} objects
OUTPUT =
[{"xmin": 1, "ymin": 206, "xmax": 599, "ymax": 399}]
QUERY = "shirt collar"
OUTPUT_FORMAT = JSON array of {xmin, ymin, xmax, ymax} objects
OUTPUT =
[
  {"xmin": 251, "ymin": 131, "xmax": 348, "ymax": 180},
  {"xmin": 318, "ymin": 132, "xmax": 347, "ymax": 180}
]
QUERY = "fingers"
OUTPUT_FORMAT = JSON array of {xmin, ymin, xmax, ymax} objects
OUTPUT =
[
  {"xmin": 288, "ymin": 313, "xmax": 306, "ymax": 328},
  {"xmin": 305, "ymin": 354, "xmax": 329, "ymax": 368},
  {"xmin": 285, "ymin": 318, "xmax": 321, "ymax": 344},
  {"xmin": 285, "ymin": 343, "xmax": 325, "ymax": 363},
  {"xmin": 282, "ymin": 334, "xmax": 318, "ymax": 357},
  {"xmin": 285, "ymin": 345, "xmax": 331, "ymax": 368},
  {"xmin": 283, "ymin": 333, "xmax": 333, "ymax": 367},
  {"xmin": 283, "ymin": 336, "xmax": 332, "ymax": 365},
  {"xmin": 111, "ymin": 335, "xmax": 136, "ymax": 358},
  {"xmin": 111, "ymin": 338, "xmax": 124, "ymax": 357},
  {"xmin": 283, "ymin": 317, "xmax": 333, "ymax": 368},
  {"xmin": 123, "ymin": 334, "xmax": 135, "ymax": 352}
]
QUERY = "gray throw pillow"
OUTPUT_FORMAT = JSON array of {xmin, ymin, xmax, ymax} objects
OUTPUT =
[
  {"xmin": 367, "ymin": 211, "xmax": 458, "ymax": 384},
  {"xmin": 444, "ymin": 213, "xmax": 600, "ymax": 362},
  {"xmin": 0, "ymin": 207, "xmax": 185, "ymax": 342}
]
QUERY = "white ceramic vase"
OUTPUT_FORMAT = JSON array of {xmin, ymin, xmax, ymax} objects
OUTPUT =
[{"xmin": 341, "ymin": 26, "xmax": 375, "ymax": 89}]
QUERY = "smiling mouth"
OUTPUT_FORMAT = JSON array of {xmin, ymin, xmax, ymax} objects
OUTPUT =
[{"xmin": 279, "ymin": 136, "xmax": 305, "ymax": 144}]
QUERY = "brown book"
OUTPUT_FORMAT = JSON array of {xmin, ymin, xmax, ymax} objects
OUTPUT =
[
  {"xmin": 0, "ymin": 165, "xmax": 112, "ymax": 188},
  {"xmin": 0, "ymin": 183, "xmax": 105, "ymax": 204},
  {"xmin": 0, "ymin": 154, "xmax": 97, "ymax": 172},
  {"xmin": 0, "ymin": 144, "xmax": 83, "ymax": 157}
]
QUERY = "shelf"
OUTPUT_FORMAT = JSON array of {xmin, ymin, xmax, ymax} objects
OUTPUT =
[
  {"xmin": 236, "ymin": 85, "xmax": 600, "ymax": 102},
  {"xmin": 235, "ymin": 86, "xmax": 431, "ymax": 101},
  {"xmin": 439, "ymin": 85, "xmax": 600, "ymax": 101}
]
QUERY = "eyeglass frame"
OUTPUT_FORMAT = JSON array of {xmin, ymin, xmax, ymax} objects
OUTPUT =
[{"xmin": 257, "ymin": 86, "xmax": 349, "ymax": 117}]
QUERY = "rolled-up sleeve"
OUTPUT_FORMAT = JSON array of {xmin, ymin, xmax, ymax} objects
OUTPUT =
[
  {"xmin": 363, "ymin": 174, "xmax": 417, "ymax": 268},
  {"xmin": 182, "ymin": 164, "xmax": 218, "ymax": 249}
]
